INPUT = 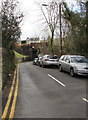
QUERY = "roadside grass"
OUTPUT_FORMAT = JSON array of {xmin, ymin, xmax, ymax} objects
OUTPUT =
[
  {"xmin": 2, "ymin": 50, "xmax": 29, "ymax": 108},
  {"xmin": 14, "ymin": 50, "xmax": 28, "ymax": 58},
  {"xmin": 13, "ymin": 50, "xmax": 29, "ymax": 64}
]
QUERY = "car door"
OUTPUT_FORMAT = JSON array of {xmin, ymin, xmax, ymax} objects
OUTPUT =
[
  {"xmin": 64, "ymin": 56, "xmax": 71, "ymax": 72},
  {"xmin": 60, "ymin": 56, "xmax": 67, "ymax": 71}
]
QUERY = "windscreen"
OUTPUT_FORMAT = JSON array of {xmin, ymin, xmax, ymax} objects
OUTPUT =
[{"xmin": 71, "ymin": 57, "xmax": 88, "ymax": 63}]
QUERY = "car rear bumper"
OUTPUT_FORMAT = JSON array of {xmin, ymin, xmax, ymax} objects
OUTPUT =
[{"xmin": 44, "ymin": 61, "xmax": 58, "ymax": 66}]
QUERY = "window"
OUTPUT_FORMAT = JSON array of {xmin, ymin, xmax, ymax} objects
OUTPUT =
[
  {"xmin": 63, "ymin": 56, "xmax": 67, "ymax": 61},
  {"xmin": 60, "ymin": 55, "xmax": 65, "ymax": 60},
  {"xmin": 49, "ymin": 55, "xmax": 58, "ymax": 59},
  {"xmin": 65, "ymin": 57, "xmax": 70, "ymax": 62},
  {"xmin": 71, "ymin": 57, "xmax": 88, "ymax": 63}
]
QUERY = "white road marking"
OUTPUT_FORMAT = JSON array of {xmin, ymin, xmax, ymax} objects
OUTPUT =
[
  {"xmin": 82, "ymin": 98, "xmax": 88, "ymax": 102},
  {"xmin": 48, "ymin": 74, "xmax": 66, "ymax": 87}
]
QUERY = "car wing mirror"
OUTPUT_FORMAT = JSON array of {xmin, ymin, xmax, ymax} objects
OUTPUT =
[{"xmin": 67, "ymin": 60, "xmax": 70, "ymax": 63}]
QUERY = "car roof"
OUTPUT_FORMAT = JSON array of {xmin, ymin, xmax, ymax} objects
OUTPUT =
[
  {"xmin": 69, "ymin": 55, "xmax": 84, "ymax": 57},
  {"xmin": 62, "ymin": 55, "xmax": 84, "ymax": 57},
  {"xmin": 44, "ymin": 54, "xmax": 57, "ymax": 56},
  {"xmin": 43, "ymin": 54, "xmax": 50, "ymax": 57},
  {"xmin": 35, "ymin": 58, "xmax": 38, "ymax": 59}
]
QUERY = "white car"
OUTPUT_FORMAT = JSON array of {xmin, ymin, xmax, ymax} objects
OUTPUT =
[
  {"xmin": 40, "ymin": 54, "xmax": 58, "ymax": 67},
  {"xmin": 33, "ymin": 58, "xmax": 38, "ymax": 65},
  {"xmin": 37, "ymin": 56, "xmax": 43, "ymax": 66},
  {"xmin": 58, "ymin": 55, "xmax": 88, "ymax": 76}
]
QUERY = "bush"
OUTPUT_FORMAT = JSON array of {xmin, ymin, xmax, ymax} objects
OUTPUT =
[{"xmin": 2, "ymin": 48, "xmax": 16, "ymax": 87}]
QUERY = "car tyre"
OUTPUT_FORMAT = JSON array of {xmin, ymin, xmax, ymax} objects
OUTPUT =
[
  {"xmin": 59, "ymin": 65, "xmax": 63, "ymax": 72},
  {"xmin": 39, "ymin": 64, "xmax": 42, "ymax": 67},
  {"xmin": 70, "ymin": 68, "xmax": 75, "ymax": 77}
]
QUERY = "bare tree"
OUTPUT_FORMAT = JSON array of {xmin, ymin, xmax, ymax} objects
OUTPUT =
[{"xmin": 37, "ymin": 1, "xmax": 61, "ymax": 54}]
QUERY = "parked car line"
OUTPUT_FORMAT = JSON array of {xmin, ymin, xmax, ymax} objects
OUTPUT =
[{"xmin": 58, "ymin": 55, "xmax": 88, "ymax": 77}]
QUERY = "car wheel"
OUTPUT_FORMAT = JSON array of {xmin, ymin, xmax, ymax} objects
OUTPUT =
[
  {"xmin": 59, "ymin": 65, "xmax": 63, "ymax": 72},
  {"xmin": 39, "ymin": 64, "xmax": 42, "ymax": 67},
  {"xmin": 70, "ymin": 68, "xmax": 75, "ymax": 77},
  {"xmin": 33, "ymin": 63, "xmax": 35, "ymax": 65}
]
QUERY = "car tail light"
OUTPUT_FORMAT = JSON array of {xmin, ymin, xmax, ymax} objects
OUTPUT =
[
  {"xmin": 45, "ymin": 59, "xmax": 49, "ymax": 61},
  {"xmin": 56, "ymin": 59, "xmax": 59, "ymax": 62}
]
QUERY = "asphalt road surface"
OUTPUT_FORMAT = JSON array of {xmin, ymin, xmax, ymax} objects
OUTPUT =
[{"xmin": 14, "ymin": 62, "xmax": 87, "ymax": 118}]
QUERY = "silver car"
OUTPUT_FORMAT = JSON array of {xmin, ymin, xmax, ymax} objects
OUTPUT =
[
  {"xmin": 33, "ymin": 58, "xmax": 38, "ymax": 65},
  {"xmin": 37, "ymin": 56, "xmax": 43, "ymax": 66},
  {"xmin": 40, "ymin": 54, "xmax": 58, "ymax": 67},
  {"xmin": 58, "ymin": 55, "xmax": 88, "ymax": 76}
]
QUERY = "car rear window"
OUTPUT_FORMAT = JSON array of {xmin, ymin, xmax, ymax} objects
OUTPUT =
[{"xmin": 49, "ymin": 55, "xmax": 58, "ymax": 59}]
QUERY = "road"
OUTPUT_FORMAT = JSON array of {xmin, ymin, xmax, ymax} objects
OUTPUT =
[{"xmin": 14, "ymin": 62, "xmax": 87, "ymax": 118}]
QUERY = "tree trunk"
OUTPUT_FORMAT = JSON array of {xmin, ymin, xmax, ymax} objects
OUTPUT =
[{"xmin": 50, "ymin": 30, "xmax": 54, "ymax": 55}]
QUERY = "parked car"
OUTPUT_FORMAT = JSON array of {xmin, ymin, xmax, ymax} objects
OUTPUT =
[
  {"xmin": 37, "ymin": 56, "xmax": 43, "ymax": 66},
  {"xmin": 40, "ymin": 54, "xmax": 58, "ymax": 67},
  {"xmin": 58, "ymin": 55, "xmax": 88, "ymax": 76},
  {"xmin": 33, "ymin": 58, "xmax": 38, "ymax": 65}
]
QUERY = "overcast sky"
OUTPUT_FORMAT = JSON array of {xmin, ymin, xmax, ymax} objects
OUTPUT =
[{"xmin": 18, "ymin": 0, "xmax": 77, "ymax": 40}]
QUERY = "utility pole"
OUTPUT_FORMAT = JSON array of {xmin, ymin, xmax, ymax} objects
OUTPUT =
[
  {"xmin": 86, "ymin": 2, "xmax": 88, "ymax": 117},
  {"xmin": 86, "ymin": 1, "xmax": 88, "ymax": 58},
  {"xmin": 59, "ymin": 3, "xmax": 62, "ymax": 56}
]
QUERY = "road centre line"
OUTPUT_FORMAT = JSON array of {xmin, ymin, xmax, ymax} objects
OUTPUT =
[
  {"xmin": 48, "ymin": 74, "xmax": 66, "ymax": 87},
  {"xmin": 82, "ymin": 98, "xmax": 88, "ymax": 102}
]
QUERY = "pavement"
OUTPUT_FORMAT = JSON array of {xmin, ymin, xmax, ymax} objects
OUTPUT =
[{"xmin": 14, "ymin": 62, "xmax": 87, "ymax": 118}]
